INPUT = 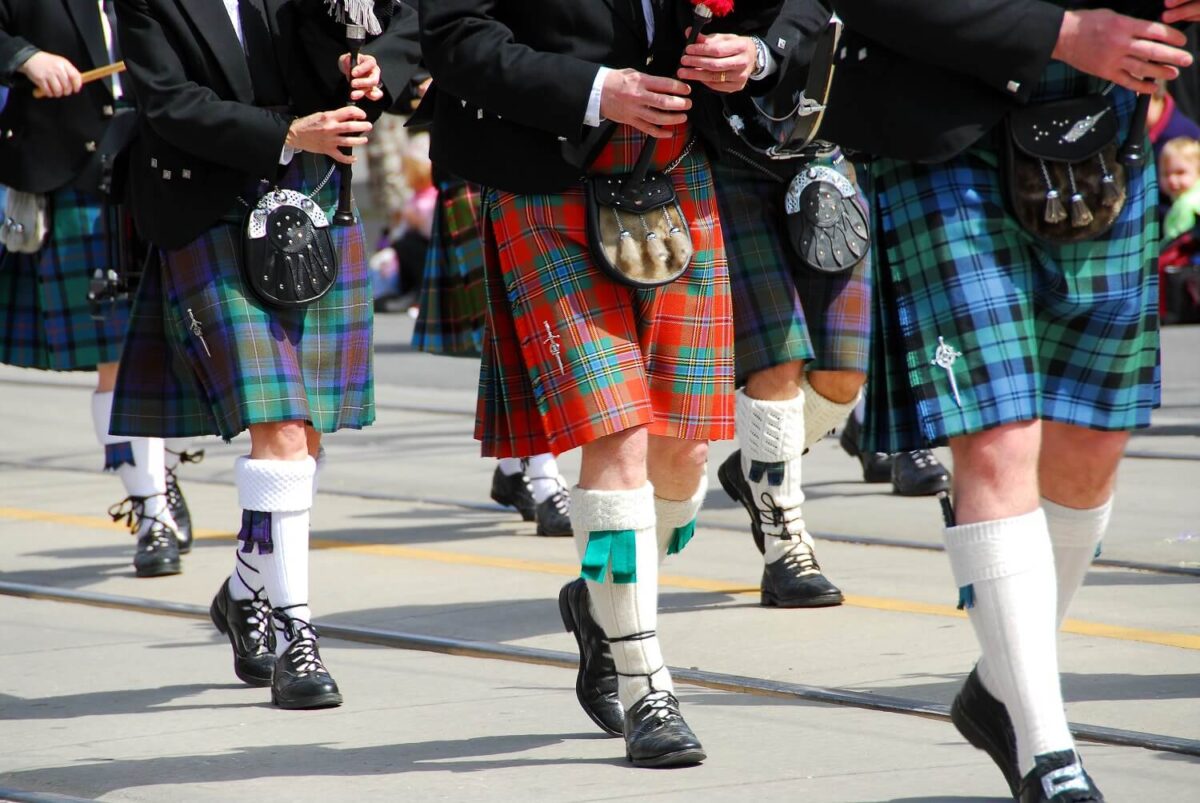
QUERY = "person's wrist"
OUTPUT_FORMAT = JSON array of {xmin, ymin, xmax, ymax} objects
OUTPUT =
[
  {"xmin": 1052, "ymin": 10, "xmax": 1080, "ymax": 64},
  {"xmin": 750, "ymin": 36, "xmax": 768, "ymax": 80}
]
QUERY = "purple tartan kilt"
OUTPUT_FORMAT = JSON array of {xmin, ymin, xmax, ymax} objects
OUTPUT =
[
  {"xmin": 0, "ymin": 188, "xmax": 132, "ymax": 371},
  {"xmin": 110, "ymin": 156, "xmax": 375, "ymax": 440}
]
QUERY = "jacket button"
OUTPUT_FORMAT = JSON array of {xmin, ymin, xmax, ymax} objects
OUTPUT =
[{"xmin": 85, "ymin": 141, "xmax": 97, "ymax": 152}]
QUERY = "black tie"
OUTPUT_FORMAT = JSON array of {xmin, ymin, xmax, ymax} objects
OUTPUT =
[{"xmin": 238, "ymin": 0, "xmax": 289, "ymax": 106}]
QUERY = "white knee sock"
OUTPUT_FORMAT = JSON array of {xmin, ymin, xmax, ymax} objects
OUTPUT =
[
  {"xmin": 945, "ymin": 509, "xmax": 1074, "ymax": 775},
  {"xmin": 497, "ymin": 457, "xmax": 524, "ymax": 476},
  {"xmin": 235, "ymin": 456, "xmax": 316, "ymax": 654},
  {"xmin": 1043, "ymin": 496, "xmax": 1111, "ymax": 626},
  {"xmin": 800, "ymin": 375, "xmax": 860, "ymax": 449},
  {"xmin": 572, "ymin": 484, "xmax": 672, "ymax": 710},
  {"xmin": 655, "ymin": 475, "xmax": 707, "ymax": 561},
  {"xmin": 525, "ymin": 453, "xmax": 564, "ymax": 504},
  {"xmin": 92, "ymin": 392, "xmax": 172, "ymax": 528},
  {"xmin": 736, "ymin": 390, "xmax": 820, "ymax": 567}
]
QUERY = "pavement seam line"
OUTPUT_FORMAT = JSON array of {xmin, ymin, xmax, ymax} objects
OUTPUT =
[{"xmin": 4, "ymin": 505, "xmax": 1199, "ymax": 651}]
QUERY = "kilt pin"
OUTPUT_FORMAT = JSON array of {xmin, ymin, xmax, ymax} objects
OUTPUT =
[
  {"xmin": 475, "ymin": 126, "xmax": 735, "ymax": 459},
  {"xmin": 863, "ymin": 64, "xmax": 1160, "ymax": 456},
  {"xmin": 110, "ymin": 155, "xmax": 376, "ymax": 442}
]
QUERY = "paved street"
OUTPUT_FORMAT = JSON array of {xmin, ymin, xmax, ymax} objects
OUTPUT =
[{"xmin": 0, "ymin": 316, "xmax": 1197, "ymax": 802}]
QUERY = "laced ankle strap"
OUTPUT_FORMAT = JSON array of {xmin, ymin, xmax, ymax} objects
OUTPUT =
[
  {"xmin": 272, "ymin": 606, "xmax": 318, "ymax": 642},
  {"xmin": 108, "ymin": 494, "xmax": 172, "ymax": 535},
  {"xmin": 633, "ymin": 689, "xmax": 682, "ymax": 722},
  {"xmin": 754, "ymin": 490, "xmax": 806, "ymax": 535},
  {"xmin": 166, "ymin": 448, "xmax": 205, "ymax": 466}
]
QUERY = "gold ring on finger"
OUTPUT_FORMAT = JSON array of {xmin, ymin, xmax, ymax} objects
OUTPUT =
[{"xmin": 720, "ymin": 71, "xmax": 728, "ymax": 83}]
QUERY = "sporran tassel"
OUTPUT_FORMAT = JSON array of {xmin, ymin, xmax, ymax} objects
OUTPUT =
[
  {"xmin": 645, "ymin": 229, "xmax": 671, "ymax": 273},
  {"xmin": 617, "ymin": 230, "xmax": 642, "ymax": 274},
  {"xmin": 1044, "ymin": 189, "xmax": 1067, "ymax": 224},
  {"xmin": 1069, "ymin": 192, "xmax": 1093, "ymax": 227},
  {"xmin": 662, "ymin": 208, "xmax": 693, "ymax": 266},
  {"xmin": 1100, "ymin": 174, "xmax": 1121, "ymax": 207}
]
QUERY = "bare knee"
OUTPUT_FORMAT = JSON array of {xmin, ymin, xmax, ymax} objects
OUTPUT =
[
  {"xmin": 647, "ymin": 437, "xmax": 708, "ymax": 500},
  {"xmin": 949, "ymin": 421, "xmax": 1041, "ymax": 523},
  {"xmin": 807, "ymin": 369, "xmax": 866, "ymax": 404},
  {"xmin": 744, "ymin": 361, "xmax": 805, "ymax": 401},
  {"xmin": 579, "ymin": 427, "xmax": 648, "ymax": 490},
  {"xmin": 96, "ymin": 362, "xmax": 119, "ymax": 393},
  {"xmin": 1040, "ymin": 423, "xmax": 1127, "ymax": 507},
  {"xmin": 248, "ymin": 421, "xmax": 311, "ymax": 461}
]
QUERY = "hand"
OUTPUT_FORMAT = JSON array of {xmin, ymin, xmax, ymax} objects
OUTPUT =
[
  {"xmin": 19, "ymin": 51, "xmax": 83, "ymax": 99},
  {"xmin": 677, "ymin": 33, "xmax": 758, "ymax": 93},
  {"xmin": 338, "ymin": 52, "xmax": 384, "ymax": 103},
  {"xmin": 416, "ymin": 77, "xmax": 432, "ymax": 99},
  {"xmin": 599, "ymin": 68, "xmax": 691, "ymax": 138},
  {"xmin": 285, "ymin": 106, "xmax": 373, "ymax": 164},
  {"xmin": 1164, "ymin": 0, "xmax": 1200, "ymax": 25},
  {"xmin": 1053, "ymin": 9, "xmax": 1191, "ymax": 93}
]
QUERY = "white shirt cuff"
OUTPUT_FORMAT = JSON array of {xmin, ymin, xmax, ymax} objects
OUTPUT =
[
  {"xmin": 280, "ymin": 145, "xmax": 296, "ymax": 165},
  {"xmin": 750, "ymin": 37, "xmax": 779, "ymax": 81},
  {"xmin": 585, "ymin": 66, "xmax": 610, "ymax": 127}
]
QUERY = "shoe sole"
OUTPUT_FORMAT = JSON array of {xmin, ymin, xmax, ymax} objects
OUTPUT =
[
  {"xmin": 761, "ymin": 589, "xmax": 844, "ymax": 609},
  {"xmin": 537, "ymin": 524, "xmax": 573, "ymax": 537},
  {"xmin": 135, "ymin": 561, "xmax": 181, "ymax": 578},
  {"xmin": 209, "ymin": 596, "xmax": 273, "ymax": 687},
  {"xmin": 627, "ymin": 747, "xmax": 707, "ymax": 768},
  {"xmin": 892, "ymin": 482, "xmax": 952, "ymax": 498},
  {"xmin": 950, "ymin": 692, "xmax": 1020, "ymax": 796},
  {"xmin": 271, "ymin": 691, "xmax": 344, "ymax": 710},
  {"xmin": 490, "ymin": 490, "xmax": 536, "ymax": 522},
  {"xmin": 862, "ymin": 464, "xmax": 892, "ymax": 483},
  {"xmin": 558, "ymin": 585, "xmax": 623, "ymax": 738},
  {"xmin": 716, "ymin": 457, "xmax": 765, "ymax": 555}
]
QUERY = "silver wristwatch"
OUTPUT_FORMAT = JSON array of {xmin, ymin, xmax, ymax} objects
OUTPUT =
[{"xmin": 750, "ymin": 36, "xmax": 770, "ymax": 80}]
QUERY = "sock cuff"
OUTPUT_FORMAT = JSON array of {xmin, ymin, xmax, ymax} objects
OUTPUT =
[
  {"xmin": 235, "ymin": 456, "xmax": 316, "ymax": 512},
  {"xmin": 571, "ymin": 484, "xmax": 655, "ymax": 533},
  {"xmin": 800, "ymin": 375, "xmax": 860, "ymax": 448},
  {"xmin": 525, "ymin": 452, "xmax": 560, "ymax": 477},
  {"xmin": 1041, "ymin": 496, "xmax": 1112, "ymax": 547},
  {"xmin": 91, "ymin": 391, "xmax": 118, "ymax": 445},
  {"xmin": 944, "ymin": 508, "xmax": 1051, "ymax": 587},
  {"xmin": 654, "ymin": 474, "xmax": 708, "ymax": 531},
  {"xmin": 735, "ymin": 388, "xmax": 805, "ymax": 462}
]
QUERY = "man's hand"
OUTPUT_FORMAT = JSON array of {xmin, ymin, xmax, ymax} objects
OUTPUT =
[
  {"xmin": 338, "ymin": 53, "xmax": 384, "ymax": 103},
  {"xmin": 1053, "ymin": 9, "xmax": 1191, "ymax": 93},
  {"xmin": 600, "ymin": 68, "xmax": 691, "ymax": 138},
  {"xmin": 1164, "ymin": 0, "xmax": 1200, "ymax": 25},
  {"xmin": 19, "ymin": 51, "xmax": 83, "ymax": 99},
  {"xmin": 285, "ymin": 106, "xmax": 373, "ymax": 164},
  {"xmin": 677, "ymin": 33, "xmax": 758, "ymax": 93}
]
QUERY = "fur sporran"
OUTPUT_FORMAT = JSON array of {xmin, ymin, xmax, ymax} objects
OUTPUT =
[
  {"xmin": 0, "ymin": 190, "xmax": 48, "ymax": 254},
  {"xmin": 585, "ymin": 165, "xmax": 694, "ymax": 289},
  {"xmin": 1004, "ymin": 93, "xmax": 1126, "ymax": 244}
]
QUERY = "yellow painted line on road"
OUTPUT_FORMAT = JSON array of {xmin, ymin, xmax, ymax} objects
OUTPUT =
[{"xmin": 5, "ymin": 505, "xmax": 1199, "ymax": 651}]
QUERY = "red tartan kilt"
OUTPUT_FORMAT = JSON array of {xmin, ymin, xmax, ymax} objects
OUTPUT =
[{"xmin": 474, "ymin": 125, "xmax": 735, "ymax": 458}]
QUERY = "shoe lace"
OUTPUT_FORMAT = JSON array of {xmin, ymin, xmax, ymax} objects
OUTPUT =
[
  {"xmin": 141, "ymin": 522, "xmax": 176, "ymax": 553},
  {"xmin": 908, "ymin": 449, "xmax": 939, "ymax": 470},
  {"xmin": 546, "ymin": 485, "xmax": 570, "ymax": 515},
  {"xmin": 273, "ymin": 611, "xmax": 325, "ymax": 676},
  {"xmin": 636, "ymin": 690, "xmax": 682, "ymax": 724},
  {"xmin": 778, "ymin": 535, "xmax": 820, "ymax": 574},
  {"xmin": 109, "ymin": 494, "xmax": 175, "ymax": 538},
  {"xmin": 244, "ymin": 591, "xmax": 272, "ymax": 651},
  {"xmin": 164, "ymin": 449, "xmax": 203, "ymax": 506},
  {"xmin": 754, "ymin": 490, "xmax": 805, "ymax": 537}
]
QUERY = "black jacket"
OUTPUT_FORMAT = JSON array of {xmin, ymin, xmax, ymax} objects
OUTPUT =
[
  {"xmin": 690, "ymin": 0, "xmax": 833, "ymax": 181},
  {"xmin": 0, "ymin": 0, "xmax": 128, "ymax": 193},
  {"xmin": 420, "ymin": 0, "xmax": 706, "ymax": 194},
  {"xmin": 114, "ymin": 0, "xmax": 420, "ymax": 249},
  {"xmin": 821, "ymin": 0, "xmax": 1067, "ymax": 162}
]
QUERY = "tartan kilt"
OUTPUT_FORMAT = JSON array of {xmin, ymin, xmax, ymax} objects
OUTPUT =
[
  {"xmin": 411, "ymin": 178, "xmax": 486, "ymax": 356},
  {"xmin": 712, "ymin": 153, "xmax": 871, "ymax": 385},
  {"xmin": 863, "ymin": 64, "xmax": 1160, "ymax": 454},
  {"xmin": 110, "ymin": 154, "xmax": 375, "ymax": 440},
  {"xmin": 0, "ymin": 188, "xmax": 132, "ymax": 371},
  {"xmin": 475, "ymin": 125, "xmax": 735, "ymax": 458}
]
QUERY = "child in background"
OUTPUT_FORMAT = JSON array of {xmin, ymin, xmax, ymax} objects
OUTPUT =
[{"xmin": 1161, "ymin": 137, "xmax": 1200, "ymax": 241}]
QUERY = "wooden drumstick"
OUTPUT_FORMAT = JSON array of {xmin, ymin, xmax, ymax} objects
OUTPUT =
[{"xmin": 32, "ymin": 60, "xmax": 125, "ymax": 99}]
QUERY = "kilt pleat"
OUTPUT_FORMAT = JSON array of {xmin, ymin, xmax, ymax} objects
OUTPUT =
[
  {"xmin": 474, "ymin": 126, "xmax": 735, "ymax": 458},
  {"xmin": 110, "ymin": 155, "xmax": 375, "ymax": 440},
  {"xmin": 712, "ymin": 155, "xmax": 871, "ymax": 385},
  {"xmin": 863, "ymin": 64, "xmax": 1160, "ymax": 454},
  {"xmin": 412, "ymin": 179, "xmax": 486, "ymax": 356},
  {"xmin": 0, "ymin": 188, "xmax": 131, "ymax": 371}
]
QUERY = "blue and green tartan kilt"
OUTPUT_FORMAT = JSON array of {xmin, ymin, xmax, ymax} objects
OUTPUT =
[
  {"xmin": 411, "ymin": 178, "xmax": 486, "ymax": 357},
  {"xmin": 712, "ymin": 154, "xmax": 871, "ymax": 385},
  {"xmin": 110, "ymin": 154, "xmax": 375, "ymax": 440},
  {"xmin": 863, "ymin": 64, "xmax": 1160, "ymax": 454},
  {"xmin": 0, "ymin": 188, "xmax": 132, "ymax": 371}
]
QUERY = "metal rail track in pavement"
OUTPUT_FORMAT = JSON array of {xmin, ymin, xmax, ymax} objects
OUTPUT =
[{"xmin": 1, "ymin": 580, "xmax": 1197, "ymax": 760}]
